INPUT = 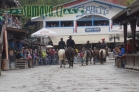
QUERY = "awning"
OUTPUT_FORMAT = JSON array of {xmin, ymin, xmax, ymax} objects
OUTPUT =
[{"xmin": 50, "ymin": 35, "xmax": 124, "ymax": 45}]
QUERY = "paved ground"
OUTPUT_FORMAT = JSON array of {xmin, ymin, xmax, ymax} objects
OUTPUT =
[{"xmin": 0, "ymin": 60, "xmax": 139, "ymax": 92}]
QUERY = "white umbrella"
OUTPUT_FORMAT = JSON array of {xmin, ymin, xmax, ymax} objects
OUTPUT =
[
  {"xmin": 31, "ymin": 28, "xmax": 57, "ymax": 37},
  {"xmin": 46, "ymin": 45, "xmax": 53, "ymax": 48}
]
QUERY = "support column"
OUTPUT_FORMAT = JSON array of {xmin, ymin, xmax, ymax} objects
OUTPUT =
[
  {"xmin": 130, "ymin": 18, "xmax": 136, "ymax": 54},
  {"xmin": 123, "ymin": 23, "xmax": 127, "ymax": 54},
  {"xmin": 74, "ymin": 20, "xmax": 77, "ymax": 33},
  {"xmin": 109, "ymin": 19, "xmax": 112, "ymax": 32},
  {"xmin": 92, "ymin": 15, "xmax": 94, "ymax": 26},
  {"xmin": 43, "ymin": 21, "xmax": 46, "ymax": 28},
  {"xmin": 59, "ymin": 21, "xmax": 61, "ymax": 27},
  {"xmin": 4, "ymin": 30, "xmax": 8, "ymax": 59}
]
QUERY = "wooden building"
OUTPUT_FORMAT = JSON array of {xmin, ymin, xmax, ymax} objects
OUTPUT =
[{"xmin": 112, "ymin": 0, "xmax": 139, "ymax": 69}]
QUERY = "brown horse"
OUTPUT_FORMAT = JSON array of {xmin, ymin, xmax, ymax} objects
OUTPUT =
[
  {"xmin": 83, "ymin": 49, "xmax": 92, "ymax": 65},
  {"xmin": 65, "ymin": 47, "xmax": 75, "ymax": 68},
  {"xmin": 92, "ymin": 49, "xmax": 99, "ymax": 64}
]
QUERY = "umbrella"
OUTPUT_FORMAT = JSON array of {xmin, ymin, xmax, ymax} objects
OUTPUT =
[
  {"xmin": 46, "ymin": 45, "xmax": 53, "ymax": 48},
  {"xmin": 31, "ymin": 28, "xmax": 57, "ymax": 37}
]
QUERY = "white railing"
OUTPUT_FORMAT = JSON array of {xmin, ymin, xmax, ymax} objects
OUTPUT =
[{"xmin": 46, "ymin": 26, "xmax": 110, "ymax": 35}]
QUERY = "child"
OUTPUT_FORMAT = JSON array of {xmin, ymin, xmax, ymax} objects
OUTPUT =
[{"xmin": 80, "ymin": 50, "xmax": 84, "ymax": 66}]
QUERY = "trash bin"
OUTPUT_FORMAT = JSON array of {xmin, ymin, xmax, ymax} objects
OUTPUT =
[{"xmin": 1, "ymin": 59, "xmax": 9, "ymax": 71}]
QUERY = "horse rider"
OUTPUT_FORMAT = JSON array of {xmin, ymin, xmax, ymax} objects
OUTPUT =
[
  {"xmin": 96, "ymin": 41, "xmax": 101, "ymax": 50},
  {"xmin": 99, "ymin": 38, "xmax": 108, "ymax": 60},
  {"xmin": 85, "ymin": 40, "xmax": 92, "ymax": 58},
  {"xmin": 66, "ymin": 35, "xmax": 76, "ymax": 55},
  {"xmin": 100, "ymin": 38, "xmax": 107, "ymax": 50},
  {"xmin": 85, "ymin": 41, "xmax": 91, "ymax": 50},
  {"xmin": 58, "ymin": 38, "xmax": 66, "ymax": 50}
]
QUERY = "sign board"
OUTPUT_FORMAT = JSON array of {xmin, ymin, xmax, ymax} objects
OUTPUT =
[{"xmin": 85, "ymin": 28, "xmax": 101, "ymax": 32}]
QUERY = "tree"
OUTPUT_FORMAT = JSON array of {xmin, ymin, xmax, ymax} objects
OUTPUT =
[{"xmin": 126, "ymin": 0, "xmax": 136, "ymax": 6}]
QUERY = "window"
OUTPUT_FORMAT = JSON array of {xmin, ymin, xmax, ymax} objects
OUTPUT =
[
  {"xmin": 61, "ymin": 21, "xmax": 73, "ymax": 27},
  {"xmin": 77, "ymin": 21, "xmax": 92, "ymax": 26},
  {"xmin": 94, "ymin": 20, "xmax": 109, "ymax": 26},
  {"xmin": 46, "ymin": 21, "xmax": 59, "ymax": 27}
]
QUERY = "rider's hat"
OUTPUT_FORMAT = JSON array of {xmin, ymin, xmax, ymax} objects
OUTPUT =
[
  {"xmin": 102, "ymin": 38, "xmax": 105, "ymax": 40},
  {"xmin": 69, "ymin": 35, "xmax": 72, "ymax": 38}
]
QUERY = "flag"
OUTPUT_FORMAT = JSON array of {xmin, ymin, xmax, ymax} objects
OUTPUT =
[{"xmin": 74, "ymin": 21, "xmax": 77, "ymax": 33}]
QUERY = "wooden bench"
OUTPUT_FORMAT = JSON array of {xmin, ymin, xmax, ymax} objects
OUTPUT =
[
  {"xmin": 124, "ymin": 54, "xmax": 135, "ymax": 70},
  {"xmin": 16, "ymin": 59, "xmax": 28, "ymax": 69},
  {"xmin": 133, "ymin": 54, "xmax": 139, "ymax": 70}
]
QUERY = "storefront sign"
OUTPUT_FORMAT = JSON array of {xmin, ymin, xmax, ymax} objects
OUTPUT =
[
  {"xmin": 85, "ymin": 28, "xmax": 101, "ymax": 32},
  {"xmin": 76, "ymin": 5, "xmax": 109, "ymax": 18},
  {"xmin": 0, "ymin": 4, "xmax": 109, "ymax": 17}
]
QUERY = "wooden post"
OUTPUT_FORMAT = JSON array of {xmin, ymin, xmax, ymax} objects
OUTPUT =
[
  {"xmin": 4, "ymin": 30, "xmax": 8, "ymax": 59},
  {"xmin": 123, "ymin": 23, "xmax": 127, "ymax": 54},
  {"xmin": 130, "ymin": 18, "xmax": 136, "ymax": 54}
]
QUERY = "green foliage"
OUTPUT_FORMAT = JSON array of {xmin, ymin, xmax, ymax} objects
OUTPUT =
[
  {"xmin": 126, "ymin": 0, "xmax": 136, "ymax": 6},
  {"xmin": 18, "ymin": 0, "xmax": 73, "ymax": 6}
]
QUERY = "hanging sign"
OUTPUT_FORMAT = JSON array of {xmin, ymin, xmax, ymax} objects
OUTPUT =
[{"xmin": 85, "ymin": 28, "xmax": 101, "ymax": 32}]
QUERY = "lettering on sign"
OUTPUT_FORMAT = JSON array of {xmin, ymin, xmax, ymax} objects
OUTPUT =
[
  {"xmin": 76, "ymin": 5, "xmax": 109, "ymax": 18},
  {"xmin": 85, "ymin": 28, "xmax": 101, "ymax": 32}
]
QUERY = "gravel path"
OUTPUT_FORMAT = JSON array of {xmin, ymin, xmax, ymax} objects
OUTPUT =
[{"xmin": 0, "ymin": 60, "xmax": 139, "ymax": 92}]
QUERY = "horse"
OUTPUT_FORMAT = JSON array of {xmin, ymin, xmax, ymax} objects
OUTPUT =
[
  {"xmin": 58, "ymin": 49, "xmax": 66, "ymax": 68},
  {"xmin": 65, "ymin": 47, "xmax": 75, "ymax": 68},
  {"xmin": 92, "ymin": 49, "xmax": 99, "ymax": 64},
  {"xmin": 83, "ymin": 49, "xmax": 92, "ymax": 65},
  {"xmin": 99, "ymin": 49, "xmax": 107, "ymax": 64}
]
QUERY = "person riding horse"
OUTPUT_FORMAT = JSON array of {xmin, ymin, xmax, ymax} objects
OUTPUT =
[
  {"xmin": 58, "ymin": 38, "xmax": 66, "ymax": 68},
  {"xmin": 99, "ymin": 38, "xmax": 107, "ymax": 63},
  {"xmin": 84, "ymin": 41, "xmax": 93, "ymax": 64},
  {"xmin": 66, "ymin": 35, "xmax": 75, "ymax": 49},
  {"xmin": 58, "ymin": 38, "xmax": 66, "ymax": 50},
  {"xmin": 66, "ymin": 35, "xmax": 76, "ymax": 55},
  {"xmin": 85, "ymin": 40, "xmax": 92, "ymax": 56},
  {"xmin": 100, "ymin": 38, "xmax": 107, "ymax": 49},
  {"xmin": 66, "ymin": 35, "xmax": 76, "ymax": 67},
  {"xmin": 85, "ymin": 41, "xmax": 91, "ymax": 50}
]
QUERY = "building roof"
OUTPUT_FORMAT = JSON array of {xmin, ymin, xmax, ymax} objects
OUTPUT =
[
  {"xmin": 31, "ymin": 0, "xmax": 126, "ymax": 21},
  {"xmin": 112, "ymin": 0, "xmax": 139, "ymax": 22}
]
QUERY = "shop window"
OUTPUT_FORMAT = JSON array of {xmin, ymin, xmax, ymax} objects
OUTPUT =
[
  {"xmin": 77, "ymin": 21, "xmax": 92, "ymax": 26},
  {"xmin": 46, "ymin": 21, "xmax": 59, "ymax": 27},
  {"xmin": 61, "ymin": 21, "xmax": 73, "ymax": 27},
  {"xmin": 94, "ymin": 20, "xmax": 109, "ymax": 26}
]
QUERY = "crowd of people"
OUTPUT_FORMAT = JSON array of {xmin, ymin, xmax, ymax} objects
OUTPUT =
[
  {"xmin": 112, "ymin": 38, "xmax": 139, "ymax": 68},
  {"xmin": 7, "ymin": 14, "xmax": 21, "ymax": 29}
]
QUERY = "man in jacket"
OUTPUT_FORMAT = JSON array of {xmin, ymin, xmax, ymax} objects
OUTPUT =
[
  {"xmin": 66, "ymin": 35, "xmax": 75, "ymax": 49},
  {"xmin": 58, "ymin": 38, "xmax": 66, "ymax": 50},
  {"xmin": 66, "ymin": 35, "xmax": 77, "ymax": 56},
  {"xmin": 85, "ymin": 41, "xmax": 91, "ymax": 50},
  {"xmin": 100, "ymin": 38, "xmax": 107, "ymax": 49}
]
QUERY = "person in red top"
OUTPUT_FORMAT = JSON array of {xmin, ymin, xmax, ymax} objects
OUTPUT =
[
  {"xmin": 127, "ymin": 39, "xmax": 132, "ymax": 54},
  {"xmin": 50, "ymin": 48, "xmax": 55, "ymax": 65},
  {"xmin": 80, "ymin": 49, "xmax": 85, "ymax": 66}
]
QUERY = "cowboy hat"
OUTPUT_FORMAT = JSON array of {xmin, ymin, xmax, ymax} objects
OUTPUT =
[{"xmin": 69, "ymin": 35, "xmax": 72, "ymax": 38}]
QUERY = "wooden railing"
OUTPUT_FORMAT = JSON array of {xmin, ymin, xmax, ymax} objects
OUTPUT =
[{"xmin": 124, "ymin": 54, "xmax": 139, "ymax": 70}]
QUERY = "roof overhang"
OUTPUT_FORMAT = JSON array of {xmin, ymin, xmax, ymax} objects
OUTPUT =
[{"xmin": 6, "ymin": 27, "xmax": 27, "ymax": 34}]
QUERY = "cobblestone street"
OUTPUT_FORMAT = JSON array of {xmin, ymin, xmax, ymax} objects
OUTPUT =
[{"xmin": 0, "ymin": 60, "xmax": 139, "ymax": 92}]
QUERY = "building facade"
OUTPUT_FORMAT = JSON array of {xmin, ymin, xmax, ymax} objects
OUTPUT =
[{"xmin": 31, "ymin": 0, "xmax": 126, "ymax": 45}]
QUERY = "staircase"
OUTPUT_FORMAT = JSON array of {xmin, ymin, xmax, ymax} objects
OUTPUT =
[{"xmin": 0, "ymin": 24, "xmax": 5, "ymax": 75}]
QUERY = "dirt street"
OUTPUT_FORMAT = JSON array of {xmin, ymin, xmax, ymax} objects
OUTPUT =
[{"xmin": 0, "ymin": 60, "xmax": 139, "ymax": 92}]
